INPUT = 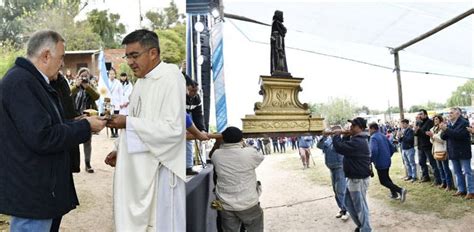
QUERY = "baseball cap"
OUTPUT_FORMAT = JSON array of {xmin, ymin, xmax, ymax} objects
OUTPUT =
[{"xmin": 347, "ymin": 117, "xmax": 367, "ymax": 130}]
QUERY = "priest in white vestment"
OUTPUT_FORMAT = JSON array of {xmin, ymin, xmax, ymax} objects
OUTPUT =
[{"xmin": 105, "ymin": 29, "xmax": 186, "ymax": 232}]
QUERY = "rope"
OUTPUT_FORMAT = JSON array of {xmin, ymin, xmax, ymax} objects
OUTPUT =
[
  {"xmin": 262, "ymin": 195, "xmax": 334, "ymax": 210},
  {"xmin": 227, "ymin": 19, "xmax": 473, "ymax": 80}
]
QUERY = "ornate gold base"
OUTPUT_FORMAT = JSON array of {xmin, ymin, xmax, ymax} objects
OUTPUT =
[{"xmin": 242, "ymin": 75, "xmax": 324, "ymax": 136}]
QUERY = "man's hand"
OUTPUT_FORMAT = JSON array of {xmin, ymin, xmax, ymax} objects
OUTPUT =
[
  {"xmin": 106, "ymin": 115, "xmax": 126, "ymax": 129},
  {"xmin": 425, "ymin": 131, "xmax": 434, "ymax": 137},
  {"xmin": 105, "ymin": 151, "xmax": 117, "ymax": 167},
  {"xmin": 467, "ymin": 127, "xmax": 474, "ymax": 134},
  {"xmin": 86, "ymin": 116, "xmax": 107, "ymax": 133}
]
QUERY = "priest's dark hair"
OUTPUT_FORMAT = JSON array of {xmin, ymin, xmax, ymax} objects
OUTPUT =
[{"xmin": 122, "ymin": 29, "xmax": 160, "ymax": 54}]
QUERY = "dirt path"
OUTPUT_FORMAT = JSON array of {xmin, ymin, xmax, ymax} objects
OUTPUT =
[
  {"xmin": 60, "ymin": 134, "xmax": 473, "ymax": 231},
  {"xmin": 257, "ymin": 149, "xmax": 474, "ymax": 232}
]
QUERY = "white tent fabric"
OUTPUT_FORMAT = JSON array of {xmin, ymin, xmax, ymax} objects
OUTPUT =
[
  {"xmin": 224, "ymin": 1, "xmax": 473, "ymax": 78},
  {"xmin": 215, "ymin": 1, "xmax": 473, "ymax": 126}
]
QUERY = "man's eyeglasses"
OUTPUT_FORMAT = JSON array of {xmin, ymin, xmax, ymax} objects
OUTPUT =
[{"xmin": 122, "ymin": 49, "xmax": 149, "ymax": 61}]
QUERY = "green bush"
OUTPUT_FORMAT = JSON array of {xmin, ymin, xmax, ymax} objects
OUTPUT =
[{"xmin": 0, "ymin": 42, "xmax": 24, "ymax": 78}]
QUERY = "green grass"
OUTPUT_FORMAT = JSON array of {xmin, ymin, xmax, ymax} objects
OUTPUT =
[{"xmin": 284, "ymin": 149, "xmax": 474, "ymax": 219}]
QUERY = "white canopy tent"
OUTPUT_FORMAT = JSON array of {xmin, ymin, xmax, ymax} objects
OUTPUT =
[{"xmin": 215, "ymin": 1, "xmax": 473, "ymax": 126}]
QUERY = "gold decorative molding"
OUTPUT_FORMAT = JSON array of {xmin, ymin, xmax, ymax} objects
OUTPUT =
[{"xmin": 242, "ymin": 75, "xmax": 324, "ymax": 135}]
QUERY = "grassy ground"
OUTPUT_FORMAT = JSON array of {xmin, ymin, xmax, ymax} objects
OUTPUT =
[
  {"xmin": 287, "ymin": 149, "xmax": 474, "ymax": 219},
  {"xmin": 0, "ymin": 214, "xmax": 8, "ymax": 231}
]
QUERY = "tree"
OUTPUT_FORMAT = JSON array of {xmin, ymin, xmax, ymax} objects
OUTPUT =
[
  {"xmin": 0, "ymin": 0, "xmax": 81, "ymax": 46},
  {"xmin": 355, "ymin": 105, "xmax": 370, "ymax": 115},
  {"xmin": 156, "ymin": 26, "xmax": 186, "ymax": 64},
  {"xmin": 21, "ymin": 8, "xmax": 102, "ymax": 51},
  {"xmin": 0, "ymin": 41, "xmax": 24, "ymax": 78},
  {"xmin": 87, "ymin": 9, "xmax": 126, "ymax": 48},
  {"xmin": 409, "ymin": 105, "xmax": 422, "ymax": 113},
  {"xmin": 0, "ymin": 0, "xmax": 46, "ymax": 46},
  {"xmin": 309, "ymin": 98, "xmax": 357, "ymax": 126},
  {"xmin": 447, "ymin": 80, "xmax": 474, "ymax": 107},
  {"xmin": 146, "ymin": 0, "xmax": 184, "ymax": 30}
]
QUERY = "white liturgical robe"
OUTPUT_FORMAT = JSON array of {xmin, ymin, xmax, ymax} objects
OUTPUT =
[{"xmin": 113, "ymin": 62, "xmax": 186, "ymax": 232}]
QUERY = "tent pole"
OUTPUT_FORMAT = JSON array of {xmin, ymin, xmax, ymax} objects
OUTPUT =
[{"xmin": 394, "ymin": 52, "xmax": 404, "ymax": 120}]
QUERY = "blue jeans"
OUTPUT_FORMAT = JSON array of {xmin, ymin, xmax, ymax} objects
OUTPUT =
[
  {"xmin": 436, "ymin": 159, "xmax": 453, "ymax": 186},
  {"xmin": 186, "ymin": 141, "xmax": 194, "ymax": 168},
  {"xmin": 451, "ymin": 159, "xmax": 474, "ymax": 194},
  {"xmin": 10, "ymin": 216, "xmax": 52, "ymax": 232},
  {"xmin": 330, "ymin": 167, "xmax": 346, "ymax": 212},
  {"xmin": 402, "ymin": 148, "xmax": 417, "ymax": 179},
  {"xmin": 345, "ymin": 178, "xmax": 371, "ymax": 232}
]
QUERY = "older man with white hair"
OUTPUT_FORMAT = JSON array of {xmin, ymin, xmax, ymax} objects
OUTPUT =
[
  {"xmin": 441, "ymin": 107, "xmax": 474, "ymax": 199},
  {"xmin": 0, "ymin": 30, "xmax": 106, "ymax": 231}
]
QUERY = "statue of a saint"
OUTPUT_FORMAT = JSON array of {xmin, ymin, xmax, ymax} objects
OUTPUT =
[{"xmin": 270, "ymin": 10, "xmax": 291, "ymax": 77}]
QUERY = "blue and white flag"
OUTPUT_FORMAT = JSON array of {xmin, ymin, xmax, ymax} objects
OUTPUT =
[
  {"xmin": 211, "ymin": 22, "xmax": 228, "ymax": 133},
  {"xmin": 96, "ymin": 50, "xmax": 110, "ymax": 114}
]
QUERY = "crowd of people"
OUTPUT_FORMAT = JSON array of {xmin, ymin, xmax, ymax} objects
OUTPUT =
[{"xmin": 0, "ymin": 28, "xmax": 472, "ymax": 232}]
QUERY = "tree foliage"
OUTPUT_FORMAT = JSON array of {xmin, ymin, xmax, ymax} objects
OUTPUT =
[
  {"xmin": 156, "ymin": 25, "xmax": 186, "ymax": 64},
  {"xmin": 0, "ymin": 0, "xmax": 81, "ymax": 46},
  {"xmin": 309, "ymin": 97, "xmax": 357, "ymax": 126},
  {"xmin": 87, "ymin": 9, "xmax": 126, "ymax": 49},
  {"xmin": 0, "ymin": 41, "xmax": 24, "ymax": 78},
  {"xmin": 408, "ymin": 101, "xmax": 446, "ymax": 113},
  {"xmin": 21, "ymin": 7, "xmax": 102, "ymax": 51},
  {"xmin": 145, "ymin": 0, "xmax": 184, "ymax": 30},
  {"xmin": 446, "ymin": 80, "xmax": 474, "ymax": 107}
]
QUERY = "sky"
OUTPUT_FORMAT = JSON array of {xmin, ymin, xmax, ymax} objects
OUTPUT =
[{"xmin": 77, "ymin": 0, "xmax": 473, "ymax": 127}]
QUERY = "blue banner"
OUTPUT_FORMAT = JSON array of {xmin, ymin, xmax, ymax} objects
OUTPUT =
[{"xmin": 211, "ymin": 22, "xmax": 228, "ymax": 132}]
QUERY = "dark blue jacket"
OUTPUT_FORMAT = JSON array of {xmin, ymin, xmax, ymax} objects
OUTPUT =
[
  {"xmin": 441, "ymin": 117, "xmax": 472, "ymax": 160},
  {"xmin": 0, "ymin": 58, "xmax": 91, "ymax": 219},
  {"xmin": 333, "ymin": 133, "xmax": 371, "ymax": 179},
  {"xmin": 370, "ymin": 132, "xmax": 393, "ymax": 169},
  {"xmin": 317, "ymin": 136, "xmax": 344, "ymax": 169},
  {"xmin": 398, "ymin": 127, "xmax": 415, "ymax": 150}
]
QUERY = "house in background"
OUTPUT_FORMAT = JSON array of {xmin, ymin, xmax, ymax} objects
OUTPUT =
[{"xmin": 64, "ymin": 49, "xmax": 126, "ymax": 77}]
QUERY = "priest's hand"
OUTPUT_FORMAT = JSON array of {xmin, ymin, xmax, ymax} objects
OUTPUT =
[
  {"xmin": 105, "ymin": 151, "xmax": 117, "ymax": 167},
  {"xmin": 107, "ymin": 115, "xmax": 126, "ymax": 129},
  {"xmin": 86, "ymin": 116, "xmax": 107, "ymax": 133}
]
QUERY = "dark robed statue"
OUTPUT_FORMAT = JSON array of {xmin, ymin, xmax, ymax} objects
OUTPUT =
[{"xmin": 270, "ymin": 10, "xmax": 291, "ymax": 77}]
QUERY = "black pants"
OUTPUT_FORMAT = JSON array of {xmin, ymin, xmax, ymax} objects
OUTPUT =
[
  {"xmin": 376, "ymin": 168, "xmax": 402, "ymax": 196},
  {"xmin": 272, "ymin": 143, "xmax": 279, "ymax": 153},
  {"xmin": 418, "ymin": 147, "xmax": 441, "ymax": 184},
  {"xmin": 110, "ymin": 110, "xmax": 120, "ymax": 136}
]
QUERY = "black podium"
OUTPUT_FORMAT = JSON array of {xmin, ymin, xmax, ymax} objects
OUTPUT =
[{"xmin": 185, "ymin": 164, "xmax": 217, "ymax": 232}]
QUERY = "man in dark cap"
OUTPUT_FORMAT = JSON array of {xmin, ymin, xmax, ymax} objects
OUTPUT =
[
  {"xmin": 211, "ymin": 126, "xmax": 264, "ymax": 232},
  {"xmin": 332, "ymin": 117, "xmax": 372, "ymax": 232}
]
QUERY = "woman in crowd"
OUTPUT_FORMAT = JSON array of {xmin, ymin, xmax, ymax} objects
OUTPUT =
[
  {"xmin": 71, "ymin": 67, "xmax": 100, "ymax": 173},
  {"xmin": 119, "ymin": 72, "xmax": 133, "ymax": 115},
  {"xmin": 427, "ymin": 115, "xmax": 454, "ymax": 191},
  {"xmin": 107, "ymin": 68, "xmax": 123, "ymax": 138}
]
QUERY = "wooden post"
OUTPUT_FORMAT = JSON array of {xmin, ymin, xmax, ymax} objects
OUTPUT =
[{"xmin": 394, "ymin": 52, "xmax": 404, "ymax": 120}]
